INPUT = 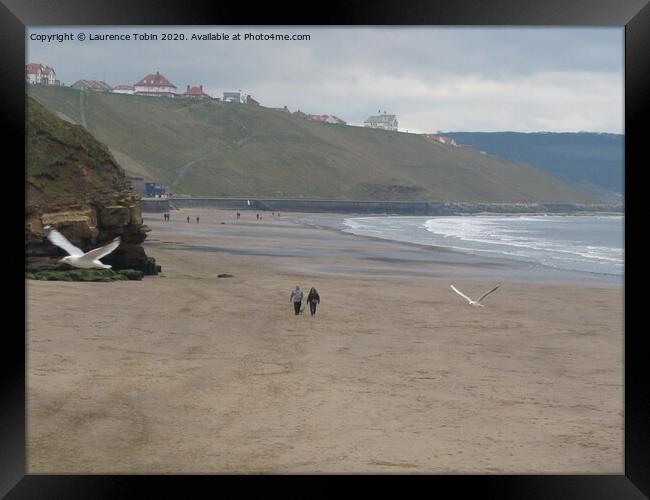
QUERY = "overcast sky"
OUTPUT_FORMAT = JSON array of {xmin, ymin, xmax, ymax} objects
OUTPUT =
[{"xmin": 27, "ymin": 26, "xmax": 624, "ymax": 134}]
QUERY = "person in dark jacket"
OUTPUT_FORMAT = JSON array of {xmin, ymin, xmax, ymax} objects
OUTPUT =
[
  {"xmin": 290, "ymin": 286, "xmax": 303, "ymax": 315},
  {"xmin": 307, "ymin": 287, "xmax": 320, "ymax": 316}
]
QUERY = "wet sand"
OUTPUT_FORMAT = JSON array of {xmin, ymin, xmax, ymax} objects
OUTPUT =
[{"xmin": 27, "ymin": 208, "xmax": 624, "ymax": 473}]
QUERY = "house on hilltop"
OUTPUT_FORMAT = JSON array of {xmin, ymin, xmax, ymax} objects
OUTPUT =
[
  {"xmin": 134, "ymin": 71, "xmax": 177, "ymax": 97},
  {"xmin": 292, "ymin": 110, "xmax": 347, "ymax": 125},
  {"xmin": 246, "ymin": 95, "xmax": 260, "ymax": 106},
  {"xmin": 184, "ymin": 85, "xmax": 211, "ymax": 99},
  {"xmin": 223, "ymin": 91, "xmax": 242, "ymax": 103},
  {"xmin": 324, "ymin": 115, "xmax": 346, "ymax": 125},
  {"xmin": 112, "ymin": 84, "xmax": 135, "ymax": 95},
  {"xmin": 26, "ymin": 63, "xmax": 59, "ymax": 85},
  {"xmin": 364, "ymin": 112, "xmax": 398, "ymax": 131},
  {"xmin": 223, "ymin": 91, "xmax": 259, "ymax": 104},
  {"xmin": 422, "ymin": 134, "xmax": 457, "ymax": 146},
  {"xmin": 71, "ymin": 79, "xmax": 113, "ymax": 91}
]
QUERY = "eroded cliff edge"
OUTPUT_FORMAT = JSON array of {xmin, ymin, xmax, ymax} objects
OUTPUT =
[{"xmin": 26, "ymin": 96, "xmax": 153, "ymax": 272}]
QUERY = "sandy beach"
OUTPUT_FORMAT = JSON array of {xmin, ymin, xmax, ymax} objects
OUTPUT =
[{"xmin": 26, "ymin": 208, "xmax": 624, "ymax": 474}]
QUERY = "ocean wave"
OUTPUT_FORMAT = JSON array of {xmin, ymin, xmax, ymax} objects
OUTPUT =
[{"xmin": 343, "ymin": 215, "xmax": 623, "ymax": 274}]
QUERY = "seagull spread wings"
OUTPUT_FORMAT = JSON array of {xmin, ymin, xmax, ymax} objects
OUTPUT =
[
  {"xmin": 47, "ymin": 228, "xmax": 84, "ymax": 256},
  {"xmin": 477, "ymin": 284, "xmax": 501, "ymax": 303},
  {"xmin": 450, "ymin": 284, "xmax": 501, "ymax": 306},
  {"xmin": 450, "ymin": 285, "xmax": 474, "ymax": 304},
  {"xmin": 45, "ymin": 228, "xmax": 121, "ymax": 269},
  {"xmin": 83, "ymin": 238, "xmax": 121, "ymax": 260}
]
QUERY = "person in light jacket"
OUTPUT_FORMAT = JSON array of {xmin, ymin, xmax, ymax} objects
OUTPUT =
[
  {"xmin": 307, "ymin": 287, "xmax": 320, "ymax": 317},
  {"xmin": 290, "ymin": 285, "xmax": 303, "ymax": 315}
]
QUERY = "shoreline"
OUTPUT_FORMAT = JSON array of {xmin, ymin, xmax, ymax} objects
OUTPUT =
[
  {"xmin": 286, "ymin": 212, "xmax": 623, "ymax": 285},
  {"xmin": 147, "ymin": 197, "xmax": 624, "ymax": 217}
]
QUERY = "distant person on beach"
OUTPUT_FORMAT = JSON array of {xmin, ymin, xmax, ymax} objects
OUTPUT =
[
  {"xmin": 187, "ymin": 216, "xmax": 190, "ymax": 223},
  {"xmin": 307, "ymin": 288, "xmax": 320, "ymax": 317},
  {"xmin": 196, "ymin": 216, "xmax": 200, "ymax": 224},
  {"xmin": 290, "ymin": 286, "xmax": 304, "ymax": 315},
  {"xmin": 236, "ymin": 212, "xmax": 240, "ymax": 219},
  {"xmin": 256, "ymin": 213, "xmax": 260, "ymax": 220}
]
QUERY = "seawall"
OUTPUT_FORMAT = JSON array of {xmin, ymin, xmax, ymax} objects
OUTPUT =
[{"xmin": 141, "ymin": 197, "xmax": 623, "ymax": 215}]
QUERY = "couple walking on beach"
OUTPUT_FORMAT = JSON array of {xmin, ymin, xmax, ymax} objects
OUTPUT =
[{"xmin": 290, "ymin": 285, "xmax": 320, "ymax": 316}]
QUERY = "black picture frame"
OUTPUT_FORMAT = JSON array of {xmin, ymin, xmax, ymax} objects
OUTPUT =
[{"xmin": 2, "ymin": 0, "xmax": 647, "ymax": 497}]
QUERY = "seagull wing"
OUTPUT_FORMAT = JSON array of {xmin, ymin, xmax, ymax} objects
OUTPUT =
[
  {"xmin": 477, "ymin": 284, "xmax": 501, "ymax": 304},
  {"xmin": 82, "ymin": 237, "xmax": 121, "ymax": 261},
  {"xmin": 47, "ymin": 229, "xmax": 84, "ymax": 257},
  {"xmin": 450, "ymin": 285, "xmax": 474, "ymax": 304}
]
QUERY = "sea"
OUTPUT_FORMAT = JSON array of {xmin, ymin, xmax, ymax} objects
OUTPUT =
[{"xmin": 298, "ymin": 214, "xmax": 624, "ymax": 277}]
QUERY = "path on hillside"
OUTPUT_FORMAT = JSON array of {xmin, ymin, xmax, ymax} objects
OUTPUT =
[
  {"xmin": 79, "ymin": 90, "xmax": 88, "ymax": 129},
  {"xmin": 170, "ymin": 130, "xmax": 261, "ymax": 189},
  {"xmin": 171, "ymin": 157, "xmax": 208, "ymax": 187}
]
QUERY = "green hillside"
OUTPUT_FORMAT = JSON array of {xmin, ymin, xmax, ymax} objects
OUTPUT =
[
  {"xmin": 26, "ymin": 95, "xmax": 136, "ymax": 211},
  {"xmin": 28, "ymin": 85, "xmax": 600, "ymax": 203}
]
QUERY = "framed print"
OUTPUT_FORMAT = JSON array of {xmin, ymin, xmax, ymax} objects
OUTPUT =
[{"xmin": 2, "ymin": 0, "xmax": 648, "ymax": 497}]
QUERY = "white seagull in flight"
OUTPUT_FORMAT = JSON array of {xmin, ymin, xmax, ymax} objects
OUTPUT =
[
  {"xmin": 45, "ymin": 226, "xmax": 121, "ymax": 269},
  {"xmin": 450, "ymin": 284, "xmax": 501, "ymax": 307}
]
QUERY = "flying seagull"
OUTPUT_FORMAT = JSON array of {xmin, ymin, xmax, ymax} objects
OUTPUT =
[
  {"xmin": 44, "ymin": 226, "xmax": 121, "ymax": 269},
  {"xmin": 450, "ymin": 284, "xmax": 501, "ymax": 307}
]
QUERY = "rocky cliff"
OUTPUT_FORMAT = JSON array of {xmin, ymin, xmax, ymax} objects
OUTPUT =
[{"xmin": 26, "ymin": 96, "xmax": 152, "ymax": 272}]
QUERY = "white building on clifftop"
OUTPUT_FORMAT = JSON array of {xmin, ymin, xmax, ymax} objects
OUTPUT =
[
  {"xmin": 134, "ymin": 71, "xmax": 177, "ymax": 97},
  {"xmin": 364, "ymin": 111, "xmax": 398, "ymax": 131}
]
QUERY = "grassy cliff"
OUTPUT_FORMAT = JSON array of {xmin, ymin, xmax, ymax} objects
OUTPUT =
[
  {"xmin": 26, "ymin": 95, "xmax": 151, "ymax": 272},
  {"xmin": 28, "ymin": 85, "xmax": 600, "ymax": 203}
]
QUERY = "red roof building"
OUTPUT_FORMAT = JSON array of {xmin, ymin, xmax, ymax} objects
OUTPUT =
[
  {"xmin": 71, "ymin": 79, "xmax": 113, "ymax": 91},
  {"xmin": 112, "ymin": 84, "xmax": 135, "ymax": 95},
  {"xmin": 134, "ymin": 71, "xmax": 177, "ymax": 97},
  {"xmin": 26, "ymin": 63, "xmax": 56, "ymax": 85},
  {"xmin": 292, "ymin": 110, "xmax": 346, "ymax": 125},
  {"xmin": 184, "ymin": 84, "xmax": 211, "ymax": 99},
  {"xmin": 422, "ymin": 134, "xmax": 457, "ymax": 146}
]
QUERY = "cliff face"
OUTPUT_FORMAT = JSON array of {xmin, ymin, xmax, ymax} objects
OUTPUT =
[{"xmin": 26, "ymin": 96, "xmax": 151, "ymax": 272}]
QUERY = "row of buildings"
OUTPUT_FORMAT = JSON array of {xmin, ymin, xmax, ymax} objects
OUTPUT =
[
  {"xmin": 73, "ymin": 71, "xmax": 261, "ymax": 104},
  {"xmin": 27, "ymin": 64, "xmax": 461, "ymax": 142},
  {"xmin": 26, "ymin": 64, "xmax": 260, "ymax": 103}
]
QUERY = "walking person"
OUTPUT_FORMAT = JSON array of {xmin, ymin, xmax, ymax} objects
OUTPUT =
[
  {"xmin": 196, "ymin": 216, "xmax": 200, "ymax": 224},
  {"xmin": 307, "ymin": 287, "xmax": 320, "ymax": 316},
  {"xmin": 186, "ymin": 216, "xmax": 190, "ymax": 223},
  {"xmin": 290, "ymin": 285, "xmax": 303, "ymax": 315}
]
